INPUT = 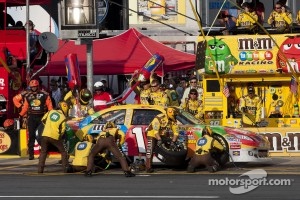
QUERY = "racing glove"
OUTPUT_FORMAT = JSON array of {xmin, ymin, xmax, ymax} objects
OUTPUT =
[
  {"xmin": 169, "ymin": 141, "xmax": 176, "ymax": 150},
  {"xmin": 157, "ymin": 140, "xmax": 162, "ymax": 147}
]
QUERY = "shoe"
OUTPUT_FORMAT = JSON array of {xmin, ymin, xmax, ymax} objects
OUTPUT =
[
  {"xmin": 187, "ymin": 165, "xmax": 195, "ymax": 173},
  {"xmin": 29, "ymin": 155, "xmax": 34, "ymax": 160},
  {"xmin": 124, "ymin": 171, "xmax": 135, "ymax": 177},
  {"xmin": 208, "ymin": 165, "xmax": 218, "ymax": 173},
  {"xmin": 64, "ymin": 166, "xmax": 73, "ymax": 173},
  {"xmin": 146, "ymin": 168, "xmax": 154, "ymax": 173},
  {"xmin": 85, "ymin": 170, "xmax": 92, "ymax": 177}
]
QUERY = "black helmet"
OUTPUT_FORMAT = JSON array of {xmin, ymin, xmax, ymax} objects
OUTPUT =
[{"xmin": 79, "ymin": 89, "xmax": 92, "ymax": 105}]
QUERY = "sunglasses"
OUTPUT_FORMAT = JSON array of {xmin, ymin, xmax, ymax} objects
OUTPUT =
[
  {"xmin": 190, "ymin": 81, "xmax": 197, "ymax": 83},
  {"xmin": 275, "ymin": 7, "xmax": 281, "ymax": 9},
  {"xmin": 190, "ymin": 93, "xmax": 197, "ymax": 95}
]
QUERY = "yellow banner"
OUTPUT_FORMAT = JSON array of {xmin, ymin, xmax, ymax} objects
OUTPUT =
[
  {"xmin": 198, "ymin": 34, "xmax": 300, "ymax": 75},
  {"xmin": 245, "ymin": 127, "xmax": 300, "ymax": 156}
]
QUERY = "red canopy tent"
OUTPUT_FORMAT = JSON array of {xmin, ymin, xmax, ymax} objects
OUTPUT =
[{"xmin": 40, "ymin": 28, "xmax": 196, "ymax": 76}]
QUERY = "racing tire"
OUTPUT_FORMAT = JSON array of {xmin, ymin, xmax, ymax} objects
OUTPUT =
[
  {"xmin": 212, "ymin": 134, "xmax": 229, "ymax": 167},
  {"xmin": 154, "ymin": 137, "xmax": 187, "ymax": 167}
]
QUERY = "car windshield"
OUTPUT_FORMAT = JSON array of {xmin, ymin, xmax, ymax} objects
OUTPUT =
[{"xmin": 176, "ymin": 108, "xmax": 203, "ymax": 125}]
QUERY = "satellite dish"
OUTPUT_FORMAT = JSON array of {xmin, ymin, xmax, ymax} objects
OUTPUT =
[{"xmin": 38, "ymin": 32, "xmax": 59, "ymax": 53}]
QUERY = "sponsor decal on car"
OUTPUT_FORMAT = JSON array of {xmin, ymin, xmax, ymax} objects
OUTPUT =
[{"xmin": 230, "ymin": 142, "xmax": 241, "ymax": 149}]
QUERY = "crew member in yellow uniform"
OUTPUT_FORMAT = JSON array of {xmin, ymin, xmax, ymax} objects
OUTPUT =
[
  {"xmin": 70, "ymin": 141, "xmax": 111, "ymax": 173},
  {"xmin": 187, "ymin": 126, "xmax": 225, "ymax": 173},
  {"xmin": 181, "ymin": 89, "xmax": 204, "ymax": 120},
  {"xmin": 64, "ymin": 88, "xmax": 95, "ymax": 117},
  {"xmin": 145, "ymin": 107, "xmax": 179, "ymax": 173},
  {"xmin": 38, "ymin": 101, "xmax": 70, "ymax": 173},
  {"xmin": 239, "ymin": 83, "xmax": 262, "ymax": 127},
  {"xmin": 159, "ymin": 84, "xmax": 179, "ymax": 106},
  {"xmin": 149, "ymin": 79, "xmax": 169, "ymax": 106},
  {"xmin": 134, "ymin": 80, "xmax": 151, "ymax": 105},
  {"xmin": 267, "ymin": 2, "xmax": 292, "ymax": 33},
  {"xmin": 236, "ymin": 2, "xmax": 258, "ymax": 29},
  {"xmin": 85, "ymin": 121, "xmax": 135, "ymax": 177}
]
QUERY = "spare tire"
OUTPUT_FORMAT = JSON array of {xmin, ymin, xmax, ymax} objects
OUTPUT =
[{"xmin": 154, "ymin": 137, "xmax": 187, "ymax": 166}]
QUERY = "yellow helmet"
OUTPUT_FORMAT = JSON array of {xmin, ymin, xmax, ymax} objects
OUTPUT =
[
  {"xmin": 58, "ymin": 101, "xmax": 69, "ymax": 116},
  {"xmin": 103, "ymin": 121, "xmax": 116, "ymax": 130},
  {"xmin": 166, "ymin": 107, "xmax": 178, "ymax": 121},
  {"xmin": 203, "ymin": 126, "xmax": 213, "ymax": 136}
]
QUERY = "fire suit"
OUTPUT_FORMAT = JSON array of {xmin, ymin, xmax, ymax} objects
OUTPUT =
[
  {"xmin": 19, "ymin": 90, "xmax": 53, "ymax": 159},
  {"xmin": 145, "ymin": 113, "xmax": 179, "ymax": 171},
  {"xmin": 86, "ymin": 128, "xmax": 130, "ymax": 174},
  {"xmin": 38, "ymin": 109, "xmax": 69, "ymax": 173},
  {"xmin": 181, "ymin": 98, "xmax": 204, "ymax": 119},
  {"xmin": 239, "ymin": 94, "xmax": 262, "ymax": 126},
  {"xmin": 187, "ymin": 134, "xmax": 224, "ymax": 173}
]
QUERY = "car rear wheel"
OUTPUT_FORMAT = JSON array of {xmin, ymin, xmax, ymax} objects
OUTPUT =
[
  {"xmin": 212, "ymin": 134, "xmax": 229, "ymax": 167},
  {"xmin": 154, "ymin": 137, "xmax": 188, "ymax": 167}
]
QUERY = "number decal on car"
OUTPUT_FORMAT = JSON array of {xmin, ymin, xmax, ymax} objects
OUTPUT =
[{"xmin": 131, "ymin": 127, "xmax": 147, "ymax": 153}]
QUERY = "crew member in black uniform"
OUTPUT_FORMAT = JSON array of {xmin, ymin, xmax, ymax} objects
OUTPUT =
[{"xmin": 19, "ymin": 79, "xmax": 53, "ymax": 160}]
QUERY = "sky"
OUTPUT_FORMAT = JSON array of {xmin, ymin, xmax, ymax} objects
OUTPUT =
[{"xmin": 7, "ymin": 5, "xmax": 58, "ymax": 35}]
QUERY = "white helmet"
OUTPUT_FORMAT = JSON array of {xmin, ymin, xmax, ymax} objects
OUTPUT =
[
  {"xmin": 94, "ymin": 81, "xmax": 104, "ymax": 87},
  {"xmin": 94, "ymin": 81, "xmax": 104, "ymax": 91}
]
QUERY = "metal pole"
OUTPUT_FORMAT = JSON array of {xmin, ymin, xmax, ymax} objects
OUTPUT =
[
  {"xmin": 26, "ymin": 0, "xmax": 30, "ymax": 82},
  {"xmin": 86, "ymin": 39, "xmax": 93, "ymax": 93}
]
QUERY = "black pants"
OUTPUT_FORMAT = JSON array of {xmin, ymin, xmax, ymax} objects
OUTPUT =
[{"xmin": 27, "ymin": 114, "xmax": 43, "ymax": 156}]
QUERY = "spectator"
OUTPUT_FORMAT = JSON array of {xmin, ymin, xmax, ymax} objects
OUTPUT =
[
  {"xmin": 181, "ymin": 76, "xmax": 203, "ymax": 105},
  {"xmin": 0, "ymin": 4, "xmax": 15, "ymax": 28},
  {"xmin": 176, "ymin": 78, "xmax": 188, "ymax": 100},
  {"xmin": 228, "ymin": 0, "xmax": 243, "ymax": 23},
  {"xmin": 267, "ymin": 1, "xmax": 292, "ymax": 33},
  {"xmin": 50, "ymin": 79, "xmax": 61, "ymax": 108},
  {"xmin": 101, "ymin": 79, "xmax": 113, "ymax": 95},
  {"xmin": 221, "ymin": 12, "xmax": 237, "ymax": 35},
  {"xmin": 297, "ymin": 10, "xmax": 300, "ymax": 25},
  {"xmin": 15, "ymin": 21, "xmax": 23, "ymax": 27},
  {"xmin": 181, "ymin": 89, "xmax": 204, "ymax": 120},
  {"xmin": 93, "ymin": 81, "xmax": 112, "ymax": 112},
  {"xmin": 251, "ymin": 0, "xmax": 265, "ymax": 25},
  {"xmin": 236, "ymin": 2, "xmax": 258, "ymax": 30},
  {"xmin": 278, "ymin": 0, "xmax": 291, "ymax": 12},
  {"xmin": 26, "ymin": 20, "xmax": 38, "ymax": 66},
  {"xmin": 19, "ymin": 79, "xmax": 53, "ymax": 160}
]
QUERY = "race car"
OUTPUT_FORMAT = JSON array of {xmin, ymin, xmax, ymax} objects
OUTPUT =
[{"xmin": 65, "ymin": 104, "xmax": 271, "ymax": 166}]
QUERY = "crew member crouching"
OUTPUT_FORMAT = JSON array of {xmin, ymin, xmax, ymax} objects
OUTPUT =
[
  {"xmin": 187, "ymin": 126, "xmax": 225, "ymax": 173},
  {"xmin": 85, "ymin": 121, "xmax": 135, "ymax": 177}
]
